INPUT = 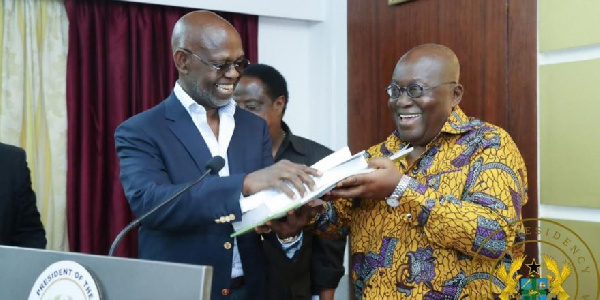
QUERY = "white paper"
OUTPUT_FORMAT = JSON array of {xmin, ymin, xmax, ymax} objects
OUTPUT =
[{"xmin": 231, "ymin": 146, "xmax": 413, "ymax": 237}]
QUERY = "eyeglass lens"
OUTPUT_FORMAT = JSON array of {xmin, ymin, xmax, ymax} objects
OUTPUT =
[
  {"xmin": 387, "ymin": 83, "xmax": 424, "ymax": 99},
  {"xmin": 220, "ymin": 59, "xmax": 249, "ymax": 72},
  {"xmin": 183, "ymin": 48, "xmax": 248, "ymax": 73}
]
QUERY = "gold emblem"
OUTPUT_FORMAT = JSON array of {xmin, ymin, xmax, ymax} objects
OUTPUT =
[
  {"xmin": 496, "ymin": 255, "xmax": 526, "ymax": 300},
  {"xmin": 543, "ymin": 254, "xmax": 571, "ymax": 300}
]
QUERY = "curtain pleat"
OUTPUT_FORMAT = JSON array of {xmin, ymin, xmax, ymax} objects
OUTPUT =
[{"xmin": 0, "ymin": 0, "xmax": 69, "ymax": 251}]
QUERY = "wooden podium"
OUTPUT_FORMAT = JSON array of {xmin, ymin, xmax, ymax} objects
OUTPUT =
[{"xmin": 0, "ymin": 245, "xmax": 212, "ymax": 299}]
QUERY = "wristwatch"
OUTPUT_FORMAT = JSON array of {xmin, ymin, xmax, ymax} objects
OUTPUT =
[{"xmin": 385, "ymin": 175, "xmax": 411, "ymax": 207}]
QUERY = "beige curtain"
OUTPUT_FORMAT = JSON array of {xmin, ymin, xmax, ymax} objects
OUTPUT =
[{"xmin": 0, "ymin": 0, "xmax": 69, "ymax": 251}]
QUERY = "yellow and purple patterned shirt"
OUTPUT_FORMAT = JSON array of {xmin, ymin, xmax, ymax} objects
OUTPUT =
[{"xmin": 315, "ymin": 107, "xmax": 528, "ymax": 299}]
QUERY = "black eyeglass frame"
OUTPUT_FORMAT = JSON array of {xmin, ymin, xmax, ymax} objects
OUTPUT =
[
  {"xmin": 385, "ymin": 81, "xmax": 456, "ymax": 99},
  {"xmin": 178, "ymin": 48, "xmax": 249, "ymax": 73}
]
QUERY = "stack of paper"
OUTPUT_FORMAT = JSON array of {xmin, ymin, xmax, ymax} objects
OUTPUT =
[{"xmin": 231, "ymin": 146, "xmax": 412, "ymax": 237}]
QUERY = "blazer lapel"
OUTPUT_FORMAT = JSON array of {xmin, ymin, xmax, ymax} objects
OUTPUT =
[
  {"xmin": 227, "ymin": 111, "xmax": 245, "ymax": 175},
  {"xmin": 164, "ymin": 93, "xmax": 211, "ymax": 171}
]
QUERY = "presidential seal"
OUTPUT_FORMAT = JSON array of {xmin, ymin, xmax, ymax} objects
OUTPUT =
[
  {"xmin": 471, "ymin": 218, "xmax": 599, "ymax": 299},
  {"xmin": 29, "ymin": 260, "xmax": 102, "ymax": 300}
]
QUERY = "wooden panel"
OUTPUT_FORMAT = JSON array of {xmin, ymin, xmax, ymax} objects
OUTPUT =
[
  {"xmin": 507, "ymin": 0, "xmax": 538, "ymax": 259},
  {"xmin": 347, "ymin": 0, "xmax": 383, "ymax": 153}
]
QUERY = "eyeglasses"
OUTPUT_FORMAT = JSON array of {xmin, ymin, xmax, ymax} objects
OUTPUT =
[
  {"xmin": 179, "ymin": 48, "xmax": 249, "ymax": 73},
  {"xmin": 385, "ymin": 81, "xmax": 456, "ymax": 99}
]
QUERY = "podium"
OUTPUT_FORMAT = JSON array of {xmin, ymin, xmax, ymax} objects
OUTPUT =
[{"xmin": 0, "ymin": 245, "xmax": 212, "ymax": 299}]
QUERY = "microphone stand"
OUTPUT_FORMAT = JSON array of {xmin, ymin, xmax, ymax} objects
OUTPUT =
[{"xmin": 108, "ymin": 163, "xmax": 220, "ymax": 256}]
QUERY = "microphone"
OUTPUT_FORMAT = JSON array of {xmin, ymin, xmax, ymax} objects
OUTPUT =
[{"xmin": 108, "ymin": 156, "xmax": 225, "ymax": 256}]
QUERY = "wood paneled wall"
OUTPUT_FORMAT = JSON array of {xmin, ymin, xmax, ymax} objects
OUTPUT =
[{"xmin": 347, "ymin": 0, "xmax": 537, "ymax": 259}]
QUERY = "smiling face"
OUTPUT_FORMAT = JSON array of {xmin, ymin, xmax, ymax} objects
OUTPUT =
[
  {"xmin": 172, "ymin": 11, "xmax": 246, "ymax": 109},
  {"xmin": 388, "ymin": 45, "xmax": 463, "ymax": 147}
]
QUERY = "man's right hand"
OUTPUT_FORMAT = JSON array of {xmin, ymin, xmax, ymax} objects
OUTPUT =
[
  {"xmin": 266, "ymin": 199, "xmax": 324, "ymax": 239},
  {"xmin": 243, "ymin": 159, "xmax": 322, "ymax": 198}
]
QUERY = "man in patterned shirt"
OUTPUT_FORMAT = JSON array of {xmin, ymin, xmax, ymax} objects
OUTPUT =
[{"xmin": 278, "ymin": 43, "xmax": 528, "ymax": 299}]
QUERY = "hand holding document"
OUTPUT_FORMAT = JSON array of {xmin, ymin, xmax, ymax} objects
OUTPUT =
[{"xmin": 231, "ymin": 146, "xmax": 413, "ymax": 237}]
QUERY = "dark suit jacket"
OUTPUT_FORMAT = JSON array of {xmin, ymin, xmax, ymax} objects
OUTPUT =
[
  {"xmin": 115, "ymin": 93, "xmax": 273, "ymax": 299},
  {"xmin": 264, "ymin": 122, "xmax": 346, "ymax": 300},
  {"xmin": 0, "ymin": 143, "xmax": 46, "ymax": 248}
]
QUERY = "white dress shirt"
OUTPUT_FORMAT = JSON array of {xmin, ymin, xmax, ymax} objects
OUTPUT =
[{"xmin": 174, "ymin": 82, "xmax": 244, "ymax": 278}]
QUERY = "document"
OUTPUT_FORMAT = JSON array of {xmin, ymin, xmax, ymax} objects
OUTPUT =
[{"xmin": 231, "ymin": 146, "xmax": 413, "ymax": 237}]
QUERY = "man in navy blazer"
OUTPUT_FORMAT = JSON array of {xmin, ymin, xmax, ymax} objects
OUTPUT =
[{"xmin": 115, "ymin": 11, "xmax": 319, "ymax": 299}]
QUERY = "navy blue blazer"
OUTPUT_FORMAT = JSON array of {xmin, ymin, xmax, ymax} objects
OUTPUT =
[{"xmin": 115, "ymin": 92, "xmax": 273, "ymax": 299}]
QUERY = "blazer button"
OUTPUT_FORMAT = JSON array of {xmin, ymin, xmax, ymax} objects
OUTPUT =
[
  {"xmin": 221, "ymin": 288, "xmax": 230, "ymax": 296},
  {"xmin": 223, "ymin": 242, "xmax": 232, "ymax": 250}
]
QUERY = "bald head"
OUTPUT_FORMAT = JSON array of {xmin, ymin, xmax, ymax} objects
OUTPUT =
[
  {"xmin": 170, "ymin": 10, "xmax": 246, "ymax": 110},
  {"xmin": 395, "ymin": 44, "xmax": 460, "ymax": 84},
  {"xmin": 171, "ymin": 10, "xmax": 241, "ymax": 53}
]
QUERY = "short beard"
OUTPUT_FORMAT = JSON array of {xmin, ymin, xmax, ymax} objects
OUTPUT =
[{"xmin": 190, "ymin": 81, "xmax": 229, "ymax": 109}]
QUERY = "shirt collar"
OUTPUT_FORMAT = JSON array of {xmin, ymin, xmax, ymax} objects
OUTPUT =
[
  {"xmin": 275, "ymin": 122, "xmax": 306, "ymax": 159},
  {"xmin": 390, "ymin": 106, "xmax": 479, "ymax": 149},
  {"xmin": 174, "ymin": 81, "xmax": 236, "ymax": 117},
  {"xmin": 440, "ymin": 106, "xmax": 483, "ymax": 135}
]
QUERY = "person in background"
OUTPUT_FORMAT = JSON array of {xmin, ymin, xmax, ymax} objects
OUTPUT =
[
  {"xmin": 272, "ymin": 44, "xmax": 528, "ymax": 299},
  {"xmin": 115, "ymin": 11, "xmax": 319, "ymax": 300},
  {"xmin": 0, "ymin": 142, "xmax": 47, "ymax": 249},
  {"xmin": 234, "ymin": 64, "xmax": 346, "ymax": 300}
]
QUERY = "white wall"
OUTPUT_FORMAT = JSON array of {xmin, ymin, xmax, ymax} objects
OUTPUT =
[
  {"xmin": 258, "ymin": 3, "xmax": 348, "ymax": 151},
  {"xmin": 117, "ymin": 0, "xmax": 348, "ymax": 151}
]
